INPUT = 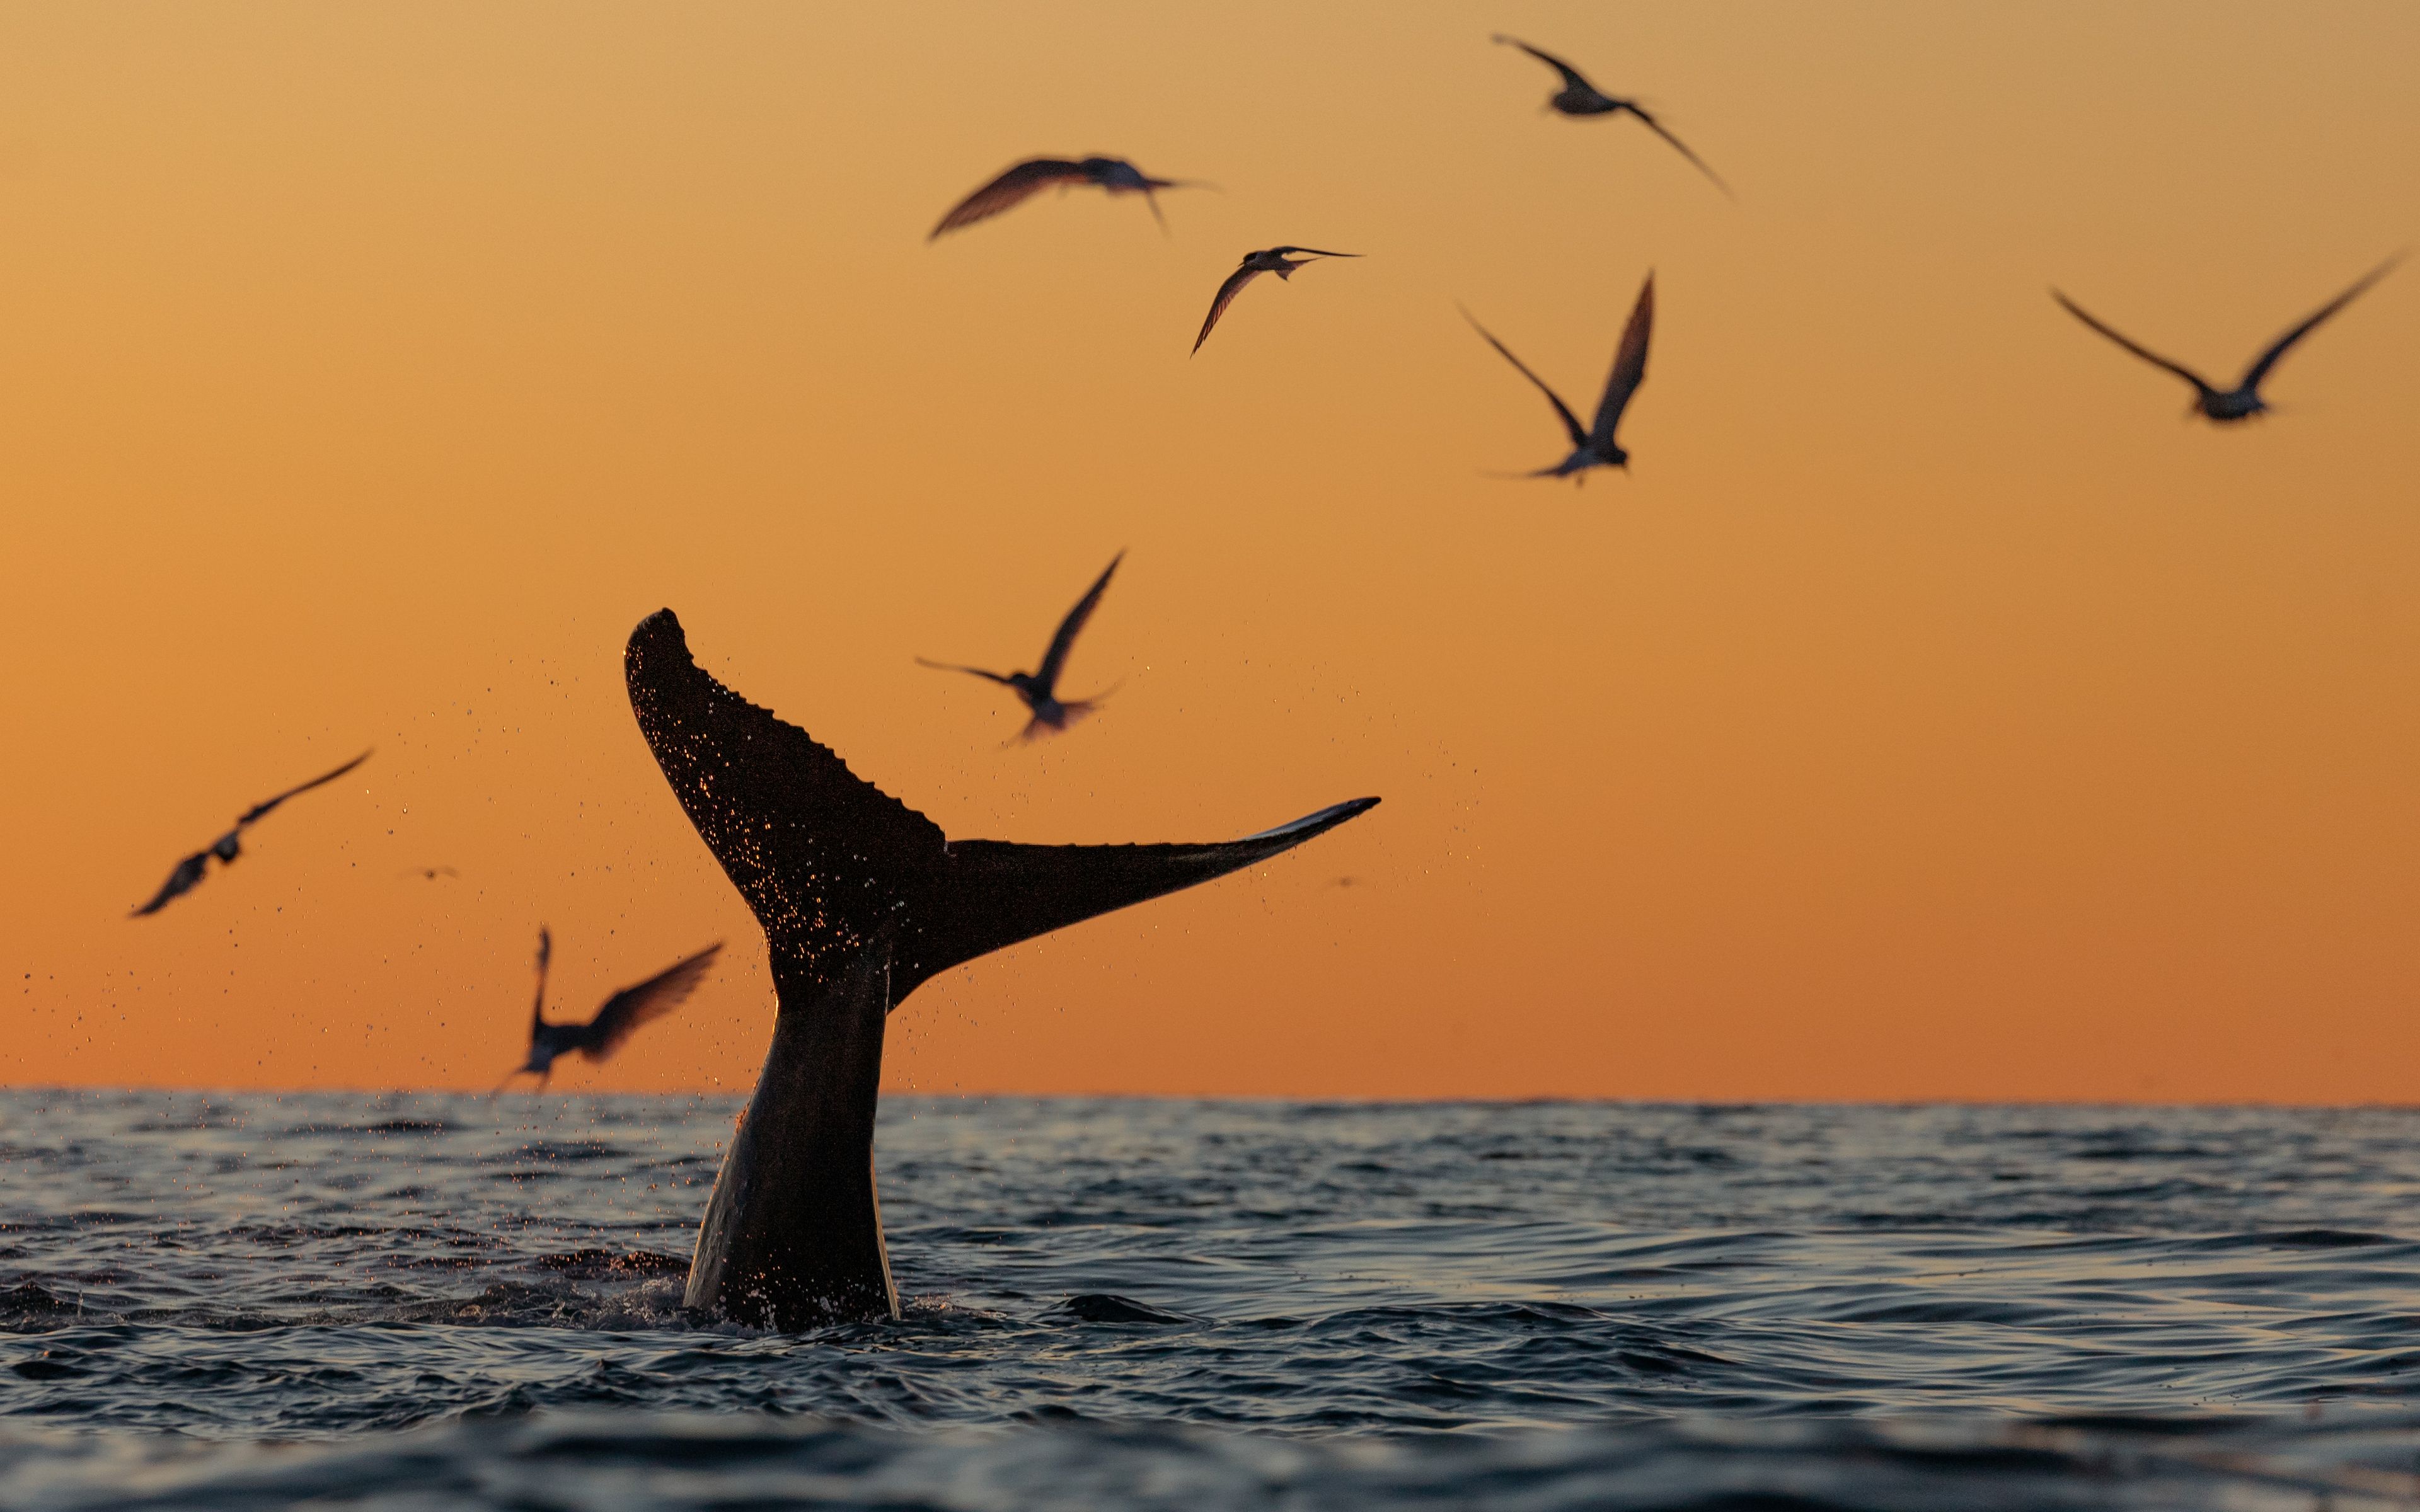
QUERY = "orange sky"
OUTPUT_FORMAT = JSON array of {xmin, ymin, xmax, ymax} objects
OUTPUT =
[{"xmin": 3, "ymin": 2, "xmax": 2415, "ymax": 1101}]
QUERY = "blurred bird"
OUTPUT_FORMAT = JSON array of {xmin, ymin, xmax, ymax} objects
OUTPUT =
[
  {"xmin": 1465, "ymin": 272, "xmax": 1655, "ymax": 482},
  {"xmin": 918, "ymin": 552, "xmax": 1124, "ymax": 738},
  {"xmin": 2052, "ymin": 255, "xmax": 2404, "ymax": 423},
  {"xmin": 930, "ymin": 157, "xmax": 1204, "ymax": 239},
  {"xmin": 401, "ymin": 866, "xmax": 460, "ymax": 882},
  {"xmin": 131, "ymin": 750, "xmax": 372, "ymax": 917},
  {"xmin": 498, "ymin": 929, "xmax": 722, "ymax": 1093},
  {"xmin": 1194, "ymin": 246, "xmax": 1360, "ymax": 354},
  {"xmin": 1493, "ymin": 35, "xmax": 1730, "ymax": 195}
]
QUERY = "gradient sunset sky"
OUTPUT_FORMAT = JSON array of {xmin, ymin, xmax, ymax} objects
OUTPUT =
[{"xmin": 3, "ymin": 2, "xmax": 2414, "ymax": 1100}]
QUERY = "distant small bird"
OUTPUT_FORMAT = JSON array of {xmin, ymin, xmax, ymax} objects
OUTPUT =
[
  {"xmin": 2053, "ymin": 255, "xmax": 2404, "ymax": 423},
  {"xmin": 1494, "ymin": 35, "xmax": 1730, "ymax": 195},
  {"xmin": 1465, "ymin": 272, "xmax": 1655, "ymax": 481},
  {"xmin": 918, "ymin": 552, "xmax": 1124, "ymax": 738},
  {"xmin": 401, "ymin": 866, "xmax": 460, "ymax": 882},
  {"xmin": 497, "ymin": 928, "xmax": 722, "ymax": 1093},
  {"xmin": 1333, "ymin": 875, "xmax": 1363, "ymax": 889},
  {"xmin": 131, "ymin": 750, "xmax": 372, "ymax": 917},
  {"xmin": 1192, "ymin": 246, "xmax": 1360, "ymax": 353},
  {"xmin": 930, "ymin": 157, "xmax": 1203, "ymax": 239}
]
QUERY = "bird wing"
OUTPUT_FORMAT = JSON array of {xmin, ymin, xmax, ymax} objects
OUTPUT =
[
  {"xmin": 1194, "ymin": 263, "xmax": 1266, "ymax": 353},
  {"xmin": 929, "ymin": 159, "xmax": 1089, "ymax": 239},
  {"xmin": 1463, "ymin": 308, "xmax": 1587, "ymax": 449},
  {"xmin": 578, "ymin": 943, "xmax": 723, "ymax": 1061},
  {"xmin": 2051, "ymin": 290, "xmax": 2216, "ymax": 394},
  {"xmin": 1036, "ymin": 552, "xmax": 1123, "ymax": 691},
  {"xmin": 2238, "ymin": 253, "xmax": 2404, "ymax": 391},
  {"xmin": 916, "ymin": 657, "xmax": 1019, "ymax": 687},
  {"xmin": 1269, "ymin": 248, "xmax": 1359, "ymax": 260},
  {"xmin": 236, "ymin": 749, "xmax": 371, "ymax": 825},
  {"xmin": 130, "ymin": 850, "xmax": 211, "ymax": 917},
  {"xmin": 1591, "ymin": 272, "xmax": 1655, "ymax": 446},
  {"xmin": 1493, "ymin": 34, "xmax": 1595, "ymax": 95},
  {"xmin": 1623, "ymin": 105, "xmax": 1731, "ymax": 195},
  {"xmin": 529, "ymin": 927, "xmax": 553, "ymax": 1041}
]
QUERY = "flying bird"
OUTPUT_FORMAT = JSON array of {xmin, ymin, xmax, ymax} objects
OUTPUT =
[
  {"xmin": 1494, "ymin": 35, "xmax": 1730, "ymax": 195},
  {"xmin": 1193, "ymin": 246, "xmax": 1359, "ymax": 354},
  {"xmin": 1465, "ymin": 272, "xmax": 1655, "ymax": 482},
  {"xmin": 401, "ymin": 866, "xmax": 460, "ymax": 882},
  {"xmin": 497, "ymin": 929, "xmax": 722, "ymax": 1093},
  {"xmin": 131, "ymin": 750, "xmax": 372, "ymax": 917},
  {"xmin": 2052, "ymin": 255, "xmax": 2404, "ymax": 423},
  {"xmin": 930, "ymin": 157, "xmax": 1203, "ymax": 239},
  {"xmin": 918, "ymin": 552, "xmax": 1124, "ymax": 738}
]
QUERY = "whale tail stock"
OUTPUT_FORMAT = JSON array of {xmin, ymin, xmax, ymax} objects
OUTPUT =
[{"xmin": 625, "ymin": 609, "xmax": 1376, "ymax": 1327}]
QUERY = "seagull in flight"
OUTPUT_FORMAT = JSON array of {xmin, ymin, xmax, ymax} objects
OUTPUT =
[
  {"xmin": 930, "ymin": 157, "xmax": 1204, "ymax": 239},
  {"xmin": 497, "ymin": 929, "xmax": 722, "ymax": 1093},
  {"xmin": 2053, "ymin": 255, "xmax": 2403, "ymax": 423},
  {"xmin": 131, "ymin": 750, "xmax": 371, "ymax": 917},
  {"xmin": 1494, "ymin": 35, "xmax": 1730, "ymax": 196},
  {"xmin": 1465, "ymin": 272, "xmax": 1655, "ymax": 482},
  {"xmin": 918, "ymin": 551, "xmax": 1124, "ymax": 738},
  {"xmin": 1194, "ymin": 246, "xmax": 1360, "ymax": 354}
]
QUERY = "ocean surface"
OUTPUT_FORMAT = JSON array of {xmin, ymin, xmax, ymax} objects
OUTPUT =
[{"xmin": 8, "ymin": 1092, "xmax": 2420, "ymax": 1508}]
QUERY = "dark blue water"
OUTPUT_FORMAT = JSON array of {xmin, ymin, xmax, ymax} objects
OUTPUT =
[{"xmin": 8, "ymin": 1092, "xmax": 2420, "ymax": 1507}]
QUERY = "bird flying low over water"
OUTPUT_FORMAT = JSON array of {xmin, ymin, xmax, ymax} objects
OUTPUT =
[
  {"xmin": 918, "ymin": 551, "xmax": 1124, "ymax": 738},
  {"xmin": 929, "ymin": 157, "xmax": 1203, "ymax": 239},
  {"xmin": 1465, "ymin": 272, "xmax": 1655, "ymax": 481},
  {"xmin": 498, "ymin": 929, "xmax": 722, "ymax": 1092},
  {"xmin": 130, "ymin": 750, "xmax": 371, "ymax": 917},
  {"xmin": 1194, "ymin": 246, "xmax": 1360, "ymax": 354},
  {"xmin": 1493, "ymin": 35, "xmax": 1730, "ymax": 196},
  {"xmin": 2052, "ymin": 255, "xmax": 2404, "ymax": 423}
]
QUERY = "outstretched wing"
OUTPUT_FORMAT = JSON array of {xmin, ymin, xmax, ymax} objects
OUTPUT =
[
  {"xmin": 237, "ymin": 750, "xmax": 371, "ymax": 825},
  {"xmin": 1623, "ymin": 105, "xmax": 1731, "ymax": 196},
  {"xmin": 1269, "ymin": 248, "xmax": 1359, "ymax": 260},
  {"xmin": 2240, "ymin": 253, "xmax": 2404, "ymax": 391},
  {"xmin": 1463, "ymin": 308, "xmax": 1587, "ymax": 448},
  {"xmin": 915, "ymin": 657, "xmax": 1019, "ymax": 686},
  {"xmin": 1036, "ymin": 552, "xmax": 1123, "ymax": 691},
  {"xmin": 578, "ymin": 942, "xmax": 722, "ymax": 1061},
  {"xmin": 130, "ymin": 850, "xmax": 211, "ymax": 917},
  {"xmin": 1193, "ymin": 263, "xmax": 1265, "ymax": 353},
  {"xmin": 930, "ymin": 158, "xmax": 1089, "ymax": 239},
  {"xmin": 529, "ymin": 927, "xmax": 553, "ymax": 1041},
  {"xmin": 1592, "ymin": 272, "xmax": 1655, "ymax": 446},
  {"xmin": 1492, "ymin": 34, "xmax": 1595, "ymax": 95},
  {"xmin": 2052, "ymin": 290, "xmax": 2216, "ymax": 394}
]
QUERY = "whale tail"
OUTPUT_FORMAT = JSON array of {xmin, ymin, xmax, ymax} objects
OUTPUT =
[{"xmin": 625, "ymin": 610, "xmax": 1376, "ymax": 1327}]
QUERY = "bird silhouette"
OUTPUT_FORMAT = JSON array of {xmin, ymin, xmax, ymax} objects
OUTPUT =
[
  {"xmin": 131, "ymin": 750, "xmax": 372, "ymax": 917},
  {"xmin": 1493, "ymin": 35, "xmax": 1730, "ymax": 195},
  {"xmin": 918, "ymin": 552, "xmax": 1124, "ymax": 738},
  {"xmin": 1193, "ymin": 246, "xmax": 1360, "ymax": 353},
  {"xmin": 497, "ymin": 929, "xmax": 722, "ymax": 1093},
  {"xmin": 1465, "ymin": 272, "xmax": 1655, "ymax": 482},
  {"xmin": 930, "ymin": 157, "xmax": 1204, "ymax": 239},
  {"xmin": 2053, "ymin": 255, "xmax": 2403, "ymax": 423},
  {"xmin": 400, "ymin": 866, "xmax": 460, "ymax": 882}
]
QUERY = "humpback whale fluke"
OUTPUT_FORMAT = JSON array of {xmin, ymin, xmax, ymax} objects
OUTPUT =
[{"xmin": 626, "ymin": 609, "xmax": 1377, "ymax": 1328}]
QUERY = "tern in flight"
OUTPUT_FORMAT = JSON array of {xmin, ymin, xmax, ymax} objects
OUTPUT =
[
  {"xmin": 930, "ymin": 157, "xmax": 1204, "ymax": 239},
  {"xmin": 498, "ymin": 929, "xmax": 722, "ymax": 1093},
  {"xmin": 2052, "ymin": 255, "xmax": 2403, "ymax": 423},
  {"xmin": 1494, "ymin": 35, "xmax": 1730, "ymax": 196},
  {"xmin": 1465, "ymin": 272, "xmax": 1654, "ymax": 482},
  {"xmin": 131, "ymin": 750, "xmax": 371, "ymax": 917},
  {"xmin": 918, "ymin": 551, "xmax": 1124, "ymax": 738},
  {"xmin": 1193, "ymin": 246, "xmax": 1360, "ymax": 354}
]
